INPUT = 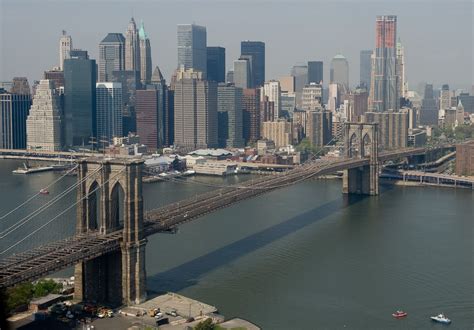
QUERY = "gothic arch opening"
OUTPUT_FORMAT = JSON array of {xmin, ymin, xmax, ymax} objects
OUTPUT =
[
  {"xmin": 362, "ymin": 133, "xmax": 372, "ymax": 157},
  {"xmin": 349, "ymin": 132, "xmax": 359, "ymax": 158},
  {"xmin": 110, "ymin": 181, "xmax": 125, "ymax": 230},
  {"xmin": 87, "ymin": 181, "xmax": 100, "ymax": 230}
]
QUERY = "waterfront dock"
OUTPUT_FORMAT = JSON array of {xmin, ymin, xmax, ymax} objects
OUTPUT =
[{"xmin": 121, "ymin": 292, "xmax": 217, "ymax": 320}]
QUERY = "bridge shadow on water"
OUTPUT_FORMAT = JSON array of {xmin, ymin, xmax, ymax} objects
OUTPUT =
[{"xmin": 148, "ymin": 190, "xmax": 378, "ymax": 294}]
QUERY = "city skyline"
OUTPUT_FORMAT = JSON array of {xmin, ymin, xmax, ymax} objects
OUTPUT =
[{"xmin": 1, "ymin": 0, "xmax": 472, "ymax": 91}]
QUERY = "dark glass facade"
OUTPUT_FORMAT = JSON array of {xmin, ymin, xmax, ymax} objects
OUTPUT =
[
  {"xmin": 207, "ymin": 47, "xmax": 226, "ymax": 83},
  {"xmin": 112, "ymin": 70, "xmax": 141, "ymax": 135},
  {"xmin": 0, "ymin": 93, "xmax": 31, "ymax": 149},
  {"xmin": 307, "ymin": 61, "xmax": 323, "ymax": 84},
  {"xmin": 64, "ymin": 58, "xmax": 97, "ymax": 147},
  {"xmin": 241, "ymin": 41, "xmax": 265, "ymax": 87},
  {"xmin": 359, "ymin": 50, "xmax": 372, "ymax": 89}
]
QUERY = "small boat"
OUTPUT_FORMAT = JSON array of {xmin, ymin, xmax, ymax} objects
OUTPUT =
[
  {"xmin": 39, "ymin": 188, "xmax": 49, "ymax": 195},
  {"xmin": 392, "ymin": 310, "xmax": 408, "ymax": 318},
  {"xmin": 430, "ymin": 313, "xmax": 451, "ymax": 324}
]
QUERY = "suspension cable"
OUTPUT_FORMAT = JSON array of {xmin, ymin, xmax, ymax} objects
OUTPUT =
[
  {"xmin": 0, "ymin": 164, "xmax": 78, "ymax": 221},
  {"xmin": 0, "ymin": 166, "xmax": 102, "ymax": 238},
  {"xmin": 0, "ymin": 166, "xmax": 127, "ymax": 256}
]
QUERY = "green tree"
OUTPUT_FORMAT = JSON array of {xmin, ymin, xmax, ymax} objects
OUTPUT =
[
  {"xmin": 6, "ymin": 282, "xmax": 34, "ymax": 312},
  {"xmin": 5, "ymin": 280, "xmax": 63, "ymax": 313},
  {"xmin": 33, "ymin": 279, "xmax": 62, "ymax": 297},
  {"xmin": 195, "ymin": 318, "xmax": 215, "ymax": 330},
  {"xmin": 295, "ymin": 138, "xmax": 326, "ymax": 157}
]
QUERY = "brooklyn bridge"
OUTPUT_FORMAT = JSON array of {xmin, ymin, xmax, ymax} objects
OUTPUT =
[{"xmin": 0, "ymin": 123, "xmax": 455, "ymax": 306}]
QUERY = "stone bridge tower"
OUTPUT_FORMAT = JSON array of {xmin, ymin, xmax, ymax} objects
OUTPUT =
[
  {"xmin": 73, "ymin": 157, "xmax": 147, "ymax": 306},
  {"xmin": 342, "ymin": 123, "xmax": 379, "ymax": 195}
]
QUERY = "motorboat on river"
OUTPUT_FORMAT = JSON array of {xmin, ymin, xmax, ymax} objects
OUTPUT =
[
  {"xmin": 392, "ymin": 310, "xmax": 408, "ymax": 318},
  {"xmin": 430, "ymin": 313, "xmax": 451, "ymax": 324}
]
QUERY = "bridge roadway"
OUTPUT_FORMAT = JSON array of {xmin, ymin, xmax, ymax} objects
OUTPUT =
[{"xmin": 0, "ymin": 147, "xmax": 441, "ymax": 288}]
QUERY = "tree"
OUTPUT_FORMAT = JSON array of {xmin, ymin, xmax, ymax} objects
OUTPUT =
[
  {"xmin": 33, "ymin": 279, "xmax": 62, "ymax": 298},
  {"xmin": 194, "ymin": 318, "xmax": 215, "ymax": 330},
  {"xmin": 5, "ymin": 280, "xmax": 63, "ymax": 313},
  {"xmin": 295, "ymin": 138, "xmax": 326, "ymax": 157},
  {"xmin": 6, "ymin": 282, "xmax": 33, "ymax": 312}
]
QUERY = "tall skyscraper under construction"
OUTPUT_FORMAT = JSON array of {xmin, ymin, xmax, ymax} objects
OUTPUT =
[{"xmin": 370, "ymin": 15, "xmax": 398, "ymax": 112}]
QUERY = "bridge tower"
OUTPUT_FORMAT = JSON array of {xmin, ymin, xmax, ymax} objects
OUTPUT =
[
  {"xmin": 342, "ymin": 123, "xmax": 379, "ymax": 195},
  {"xmin": 73, "ymin": 157, "xmax": 147, "ymax": 306}
]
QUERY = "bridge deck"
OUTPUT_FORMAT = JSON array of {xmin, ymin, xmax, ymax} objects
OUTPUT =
[{"xmin": 0, "ymin": 147, "xmax": 448, "ymax": 288}]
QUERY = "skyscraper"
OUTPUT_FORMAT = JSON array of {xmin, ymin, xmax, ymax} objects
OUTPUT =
[
  {"xmin": 239, "ymin": 55, "xmax": 254, "ymax": 87},
  {"xmin": 59, "ymin": 30, "xmax": 73, "ymax": 70},
  {"xmin": 64, "ymin": 57, "xmax": 97, "ymax": 146},
  {"xmin": 96, "ymin": 82, "xmax": 123, "ymax": 143},
  {"xmin": 242, "ymin": 88, "xmax": 261, "ymax": 144},
  {"xmin": 396, "ymin": 39, "xmax": 407, "ymax": 98},
  {"xmin": 327, "ymin": 83, "xmax": 341, "ymax": 112},
  {"xmin": 279, "ymin": 76, "xmax": 295, "ymax": 93},
  {"xmin": 261, "ymin": 120, "xmax": 293, "ymax": 148},
  {"xmin": 302, "ymin": 83, "xmax": 323, "ymax": 111},
  {"xmin": 217, "ymin": 84, "xmax": 244, "ymax": 148},
  {"xmin": 174, "ymin": 68, "xmax": 217, "ymax": 150},
  {"xmin": 99, "ymin": 33, "xmax": 125, "ymax": 82},
  {"xmin": 125, "ymin": 17, "xmax": 140, "ymax": 73},
  {"xmin": 360, "ymin": 50, "xmax": 372, "ymax": 89},
  {"xmin": 308, "ymin": 61, "xmax": 323, "ymax": 84},
  {"xmin": 419, "ymin": 84, "xmax": 438, "ymax": 126},
  {"xmin": 306, "ymin": 111, "xmax": 332, "ymax": 147},
  {"xmin": 150, "ymin": 66, "xmax": 174, "ymax": 146},
  {"xmin": 346, "ymin": 88, "xmax": 369, "ymax": 122},
  {"xmin": 0, "ymin": 88, "xmax": 31, "ymax": 149},
  {"xmin": 241, "ymin": 41, "xmax": 265, "ymax": 87},
  {"xmin": 70, "ymin": 49, "xmax": 89, "ymax": 60},
  {"xmin": 44, "ymin": 69, "xmax": 65, "ymax": 90},
  {"xmin": 330, "ymin": 54, "xmax": 349, "ymax": 91},
  {"xmin": 10, "ymin": 77, "xmax": 31, "ymax": 96},
  {"xmin": 112, "ymin": 70, "xmax": 140, "ymax": 135},
  {"xmin": 177, "ymin": 24, "xmax": 207, "ymax": 77},
  {"xmin": 290, "ymin": 64, "xmax": 308, "ymax": 107},
  {"xmin": 371, "ymin": 15, "xmax": 398, "ymax": 112},
  {"xmin": 207, "ymin": 47, "xmax": 225, "ymax": 83},
  {"xmin": 136, "ymin": 85, "xmax": 165, "ymax": 151},
  {"xmin": 262, "ymin": 81, "xmax": 281, "ymax": 120},
  {"xmin": 439, "ymin": 84, "xmax": 451, "ymax": 111},
  {"xmin": 26, "ymin": 80, "xmax": 63, "ymax": 151},
  {"xmin": 363, "ymin": 111, "xmax": 409, "ymax": 149},
  {"xmin": 233, "ymin": 58, "xmax": 251, "ymax": 89},
  {"xmin": 138, "ymin": 22, "xmax": 152, "ymax": 84}
]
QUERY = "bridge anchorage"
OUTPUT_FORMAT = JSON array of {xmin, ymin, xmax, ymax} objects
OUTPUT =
[
  {"xmin": 73, "ymin": 157, "xmax": 147, "ymax": 306},
  {"xmin": 342, "ymin": 123, "xmax": 379, "ymax": 195}
]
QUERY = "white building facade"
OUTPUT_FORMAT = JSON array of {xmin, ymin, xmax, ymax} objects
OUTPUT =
[
  {"xmin": 26, "ymin": 80, "xmax": 63, "ymax": 151},
  {"xmin": 262, "ymin": 80, "xmax": 281, "ymax": 120},
  {"xmin": 59, "ymin": 31, "xmax": 73, "ymax": 70}
]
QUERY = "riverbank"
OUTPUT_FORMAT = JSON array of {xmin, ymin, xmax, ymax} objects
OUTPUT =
[{"xmin": 7, "ymin": 291, "xmax": 260, "ymax": 330}]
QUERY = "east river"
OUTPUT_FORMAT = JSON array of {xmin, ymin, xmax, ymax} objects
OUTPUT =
[{"xmin": 0, "ymin": 159, "xmax": 472, "ymax": 329}]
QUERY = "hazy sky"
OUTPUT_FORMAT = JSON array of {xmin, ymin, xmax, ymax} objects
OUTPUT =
[{"xmin": 1, "ymin": 0, "xmax": 472, "ymax": 90}]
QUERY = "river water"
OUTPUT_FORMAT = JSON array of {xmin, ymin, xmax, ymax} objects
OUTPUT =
[{"xmin": 0, "ymin": 159, "xmax": 472, "ymax": 329}]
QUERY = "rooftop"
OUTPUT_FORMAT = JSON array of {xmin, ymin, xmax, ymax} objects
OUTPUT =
[
  {"xmin": 30, "ymin": 294, "xmax": 63, "ymax": 306},
  {"xmin": 333, "ymin": 54, "xmax": 346, "ymax": 59},
  {"xmin": 101, "ymin": 33, "xmax": 125, "ymax": 44},
  {"xmin": 188, "ymin": 149, "xmax": 234, "ymax": 157}
]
